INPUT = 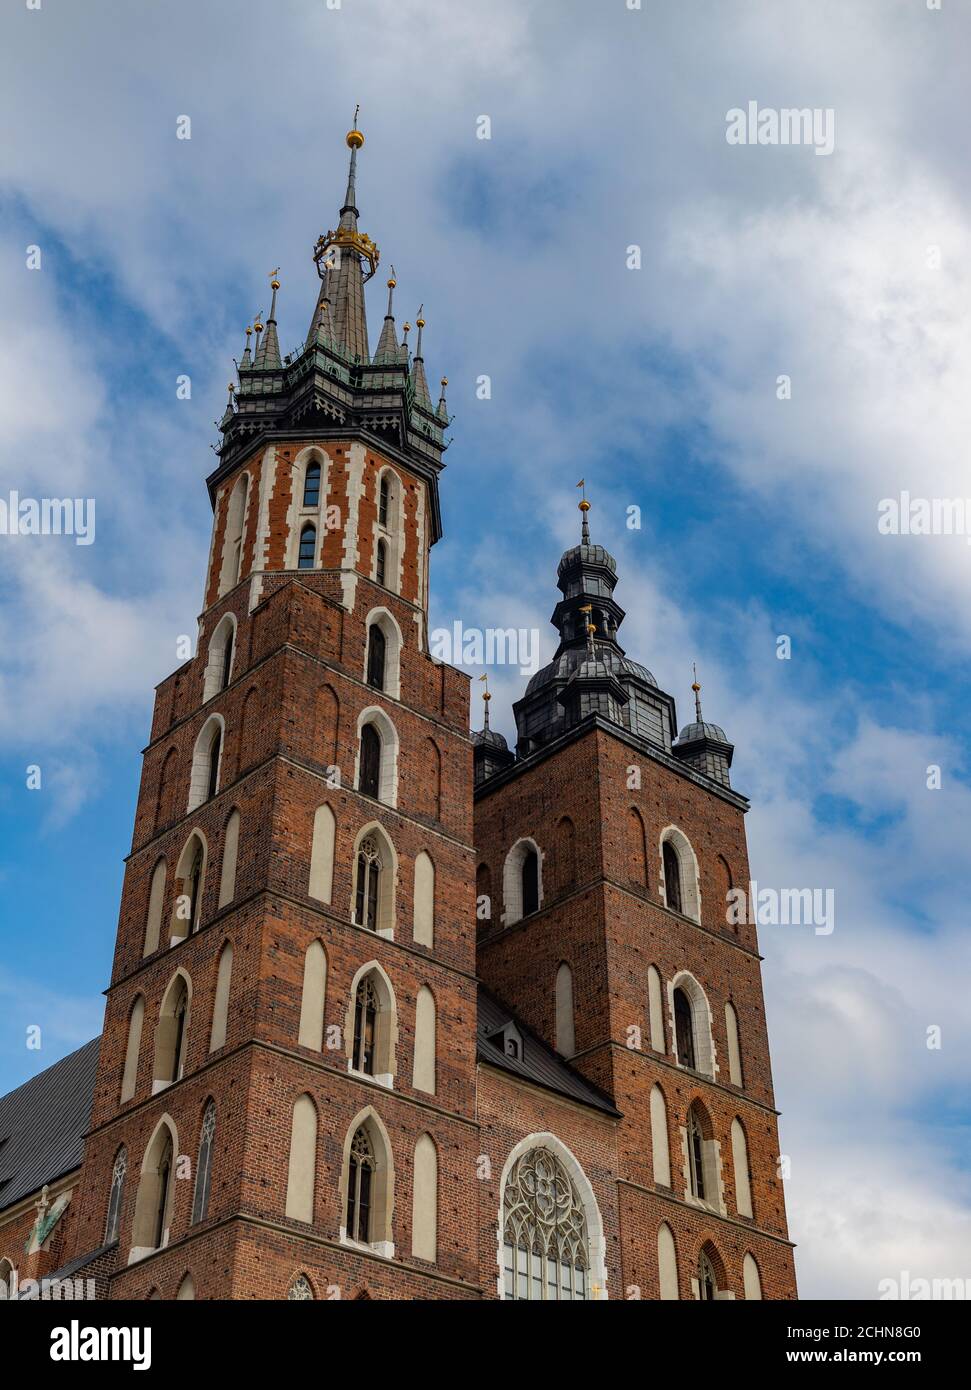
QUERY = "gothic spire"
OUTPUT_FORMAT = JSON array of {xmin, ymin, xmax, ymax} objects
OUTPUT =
[
  {"xmin": 240, "ymin": 324, "xmax": 253, "ymax": 370},
  {"xmin": 437, "ymin": 375, "xmax": 449, "ymax": 420},
  {"xmin": 374, "ymin": 269, "xmax": 400, "ymax": 362},
  {"xmin": 308, "ymin": 114, "xmax": 379, "ymax": 362},
  {"xmin": 412, "ymin": 306, "xmax": 432, "ymax": 404},
  {"xmin": 254, "ymin": 271, "xmax": 282, "ymax": 369},
  {"xmin": 692, "ymin": 664, "xmax": 703, "ymax": 722}
]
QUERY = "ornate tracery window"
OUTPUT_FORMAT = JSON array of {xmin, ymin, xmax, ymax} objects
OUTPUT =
[
  {"xmin": 105, "ymin": 1146, "xmax": 127, "ymax": 1243},
  {"xmin": 346, "ymin": 1126, "xmax": 375, "ymax": 1243},
  {"xmin": 288, "ymin": 1273, "xmax": 314, "ymax": 1300},
  {"xmin": 354, "ymin": 837, "xmax": 380, "ymax": 930},
  {"xmin": 502, "ymin": 1147, "xmax": 589, "ymax": 1301},
  {"xmin": 352, "ymin": 977, "xmax": 378, "ymax": 1074},
  {"xmin": 191, "ymin": 1101, "xmax": 216, "ymax": 1224},
  {"xmin": 674, "ymin": 986, "xmax": 696, "ymax": 1069},
  {"xmin": 698, "ymin": 1248, "xmax": 717, "ymax": 1301},
  {"xmin": 688, "ymin": 1106, "xmax": 707, "ymax": 1201}
]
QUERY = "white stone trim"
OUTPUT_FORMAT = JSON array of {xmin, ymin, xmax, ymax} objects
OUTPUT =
[
  {"xmin": 658, "ymin": 823, "xmax": 702, "ymax": 923},
  {"xmin": 501, "ymin": 836, "xmax": 544, "ymax": 927}
]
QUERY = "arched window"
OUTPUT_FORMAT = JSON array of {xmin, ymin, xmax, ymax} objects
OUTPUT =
[
  {"xmin": 288, "ymin": 1274, "xmax": 314, "ymax": 1300},
  {"xmin": 352, "ymin": 977, "xmax": 378, "ymax": 1075},
  {"xmin": 502, "ymin": 1146, "xmax": 590, "ymax": 1301},
  {"xmin": 298, "ymin": 940, "xmax": 327, "ymax": 1051},
  {"xmin": 379, "ymin": 475, "xmax": 390, "ymax": 528},
  {"xmin": 647, "ymin": 964, "xmax": 665, "ymax": 1052},
  {"xmin": 358, "ymin": 723, "xmax": 381, "ymax": 799},
  {"xmin": 375, "ymin": 538, "xmax": 387, "ymax": 586},
  {"xmin": 221, "ymin": 625, "xmax": 234, "ymax": 690},
  {"xmin": 303, "ymin": 461, "xmax": 321, "ymax": 507},
  {"xmin": 188, "ymin": 716, "xmax": 224, "ymax": 812},
  {"xmin": 346, "ymin": 1126, "xmax": 375, "ymax": 1244},
  {"xmin": 662, "ymin": 840, "xmax": 683, "ymax": 915},
  {"xmin": 131, "ymin": 1120, "xmax": 178, "ymax": 1258},
  {"xmin": 687, "ymin": 1106, "xmax": 707, "ymax": 1201},
  {"xmin": 143, "ymin": 858, "xmax": 166, "ymax": 956},
  {"xmin": 743, "ymin": 1252, "xmax": 763, "ymax": 1300},
  {"xmin": 659, "ymin": 826, "xmax": 701, "ymax": 921},
  {"xmin": 298, "ymin": 523, "xmax": 316, "ymax": 569},
  {"xmin": 209, "ymin": 943, "xmax": 233, "ymax": 1052},
  {"xmin": 153, "ymin": 974, "xmax": 191, "ymax": 1089},
  {"xmin": 191, "ymin": 1101, "xmax": 216, "ymax": 1225},
  {"xmin": 698, "ymin": 1247, "xmax": 717, "ymax": 1301},
  {"xmin": 674, "ymin": 987, "xmax": 695, "ymax": 1069},
  {"xmin": 554, "ymin": 963, "xmax": 575, "ymax": 1056},
  {"xmin": 171, "ymin": 833, "xmax": 207, "ymax": 943},
  {"xmin": 176, "ymin": 1274, "xmax": 195, "ymax": 1300},
  {"xmin": 413, "ymin": 986, "xmax": 436, "ymax": 1095},
  {"xmin": 522, "ymin": 848, "xmax": 539, "ymax": 916},
  {"xmin": 0, "ymin": 1257, "xmax": 15, "ymax": 1299},
  {"xmin": 186, "ymin": 842, "xmax": 204, "ymax": 933},
  {"xmin": 354, "ymin": 837, "xmax": 381, "ymax": 931},
  {"xmin": 285, "ymin": 1094, "xmax": 317, "ymax": 1223},
  {"xmin": 366, "ymin": 622, "xmax": 386, "ymax": 690},
  {"xmin": 351, "ymin": 825, "xmax": 396, "ymax": 936},
  {"xmin": 120, "ymin": 996, "xmax": 144, "ymax": 1103},
  {"xmin": 345, "ymin": 965, "xmax": 397, "ymax": 1083},
  {"xmin": 105, "ymin": 1147, "xmax": 127, "ymax": 1244},
  {"xmin": 219, "ymin": 473, "xmax": 249, "ymax": 596},
  {"xmin": 340, "ymin": 1111, "xmax": 395, "ymax": 1253},
  {"xmin": 411, "ymin": 1134, "xmax": 437, "ymax": 1263}
]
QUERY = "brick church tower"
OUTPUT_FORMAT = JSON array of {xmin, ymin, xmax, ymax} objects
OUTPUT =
[{"xmin": 1, "ymin": 123, "xmax": 796, "ymax": 1303}]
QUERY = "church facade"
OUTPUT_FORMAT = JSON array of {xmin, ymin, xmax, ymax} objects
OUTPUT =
[{"xmin": 0, "ymin": 126, "xmax": 796, "ymax": 1302}]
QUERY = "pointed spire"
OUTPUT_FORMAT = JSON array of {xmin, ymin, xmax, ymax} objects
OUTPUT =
[
  {"xmin": 374, "ymin": 268, "xmax": 400, "ymax": 362},
  {"xmin": 255, "ymin": 271, "xmax": 282, "ymax": 369},
  {"xmin": 692, "ymin": 664, "xmax": 703, "ymax": 722},
  {"xmin": 309, "ymin": 115, "xmax": 376, "ymax": 361},
  {"xmin": 411, "ymin": 306, "xmax": 432, "ymax": 403},
  {"xmin": 577, "ymin": 479, "xmax": 591, "ymax": 543},
  {"xmin": 437, "ymin": 375, "xmax": 449, "ymax": 420},
  {"xmin": 480, "ymin": 673, "xmax": 492, "ymax": 731},
  {"xmin": 253, "ymin": 308, "xmax": 264, "ymax": 360},
  {"xmin": 220, "ymin": 382, "xmax": 235, "ymax": 429},
  {"xmin": 240, "ymin": 324, "xmax": 253, "ymax": 370}
]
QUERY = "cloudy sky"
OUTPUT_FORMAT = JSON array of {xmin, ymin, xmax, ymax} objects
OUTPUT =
[{"xmin": 1, "ymin": 0, "xmax": 969, "ymax": 1299}]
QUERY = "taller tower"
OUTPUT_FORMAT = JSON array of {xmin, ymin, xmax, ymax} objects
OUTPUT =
[{"xmin": 66, "ymin": 125, "xmax": 481, "ymax": 1300}]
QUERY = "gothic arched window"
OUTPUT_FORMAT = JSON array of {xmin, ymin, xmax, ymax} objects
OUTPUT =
[
  {"xmin": 662, "ymin": 839, "xmax": 683, "ymax": 915},
  {"xmin": 206, "ymin": 726, "xmax": 221, "ymax": 801},
  {"xmin": 187, "ymin": 842, "xmax": 204, "ymax": 933},
  {"xmin": 352, "ymin": 977, "xmax": 378, "ymax": 1074},
  {"xmin": 379, "ymin": 475, "xmax": 390, "ymax": 529},
  {"xmin": 105, "ymin": 1147, "xmax": 127, "ymax": 1244},
  {"xmin": 375, "ymin": 538, "xmax": 387, "ymax": 587},
  {"xmin": 674, "ymin": 987, "xmax": 695, "ymax": 1069},
  {"xmin": 521, "ymin": 848, "xmax": 539, "ymax": 917},
  {"xmin": 366, "ymin": 624, "xmax": 386, "ymax": 691},
  {"xmin": 221, "ymin": 627, "xmax": 234, "ymax": 691},
  {"xmin": 359, "ymin": 723, "xmax": 381, "ymax": 799},
  {"xmin": 698, "ymin": 1248, "xmax": 717, "ymax": 1301},
  {"xmin": 354, "ymin": 838, "xmax": 381, "ymax": 932},
  {"xmin": 191, "ymin": 1100, "xmax": 216, "ymax": 1225},
  {"xmin": 288, "ymin": 1274, "xmax": 314, "ymax": 1300},
  {"xmin": 688, "ymin": 1106, "xmax": 707, "ymax": 1202},
  {"xmin": 502, "ymin": 1147, "xmax": 589, "ymax": 1301},
  {"xmin": 298, "ymin": 523, "xmax": 316, "ymax": 569},
  {"xmin": 346, "ymin": 1126, "xmax": 375, "ymax": 1243},
  {"xmin": 302, "ymin": 462, "xmax": 321, "ymax": 508},
  {"xmin": 153, "ymin": 1133, "xmax": 174, "ymax": 1251}
]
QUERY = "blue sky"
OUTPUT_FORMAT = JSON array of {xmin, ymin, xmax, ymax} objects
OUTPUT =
[{"xmin": 1, "ymin": 0, "xmax": 970, "ymax": 1297}]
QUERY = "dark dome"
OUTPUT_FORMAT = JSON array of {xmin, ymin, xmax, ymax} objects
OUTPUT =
[
  {"xmin": 472, "ymin": 726, "xmax": 509, "ymax": 751},
  {"xmin": 556, "ymin": 543, "xmax": 617, "ymax": 577},
  {"xmin": 675, "ymin": 720, "xmax": 730, "ymax": 746},
  {"xmin": 525, "ymin": 645, "xmax": 656, "ymax": 697}
]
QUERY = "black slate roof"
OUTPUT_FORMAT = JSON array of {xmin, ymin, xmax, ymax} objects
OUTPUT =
[
  {"xmin": 0, "ymin": 1037, "xmax": 100, "ymax": 1213},
  {"xmin": 476, "ymin": 986, "xmax": 620, "ymax": 1117}
]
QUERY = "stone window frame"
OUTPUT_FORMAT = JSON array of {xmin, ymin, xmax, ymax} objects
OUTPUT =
[
  {"xmin": 363, "ymin": 607, "xmax": 403, "ymax": 700},
  {"xmin": 350, "ymin": 821, "xmax": 397, "ymax": 939},
  {"xmin": 129, "ymin": 1113, "xmax": 179, "ymax": 1264},
  {"xmin": 501, "ymin": 836, "xmax": 544, "ymax": 927},
  {"xmin": 170, "ymin": 829, "xmax": 209, "ymax": 945},
  {"xmin": 690, "ymin": 1240, "xmax": 734, "ymax": 1301},
  {"xmin": 344, "ymin": 960, "xmax": 398, "ymax": 1089},
  {"xmin": 152, "ymin": 969, "xmax": 193, "ymax": 1094},
  {"xmin": 338, "ymin": 1107, "xmax": 396, "ymax": 1259},
  {"xmin": 372, "ymin": 464, "xmax": 403, "ymax": 595},
  {"xmin": 218, "ymin": 471, "xmax": 251, "ymax": 597},
  {"xmin": 679, "ymin": 1100, "xmax": 727, "ymax": 1219},
  {"xmin": 658, "ymin": 824, "xmax": 702, "ymax": 923},
  {"xmin": 353, "ymin": 706, "xmax": 399, "ymax": 808},
  {"xmin": 203, "ymin": 612, "xmax": 237, "ymax": 703},
  {"xmin": 667, "ymin": 970, "xmax": 717, "ymax": 1080},
  {"xmin": 285, "ymin": 447, "xmax": 329, "ymax": 570},
  {"xmin": 187, "ymin": 714, "xmax": 225, "ymax": 814}
]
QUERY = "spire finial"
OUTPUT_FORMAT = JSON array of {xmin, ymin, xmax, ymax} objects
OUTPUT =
[
  {"xmin": 386, "ymin": 265, "xmax": 397, "ymax": 317},
  {"xmin": 478, "ymin": 673, "xmax": 491, "ymax": 731},
  {"xmin": 415, "ymin": 305, "xmax": 425, "ymax": 354},
  {"xmin": 438, "ymin": 375, "xmax": 449, "ymax": 416},
  {"xmin": 577, "ymin": 478, "xmax": 591, "ymax": 543},
  {"xmin": 692, "ymin": 663, "xmax": 703, "ymax": 722}
]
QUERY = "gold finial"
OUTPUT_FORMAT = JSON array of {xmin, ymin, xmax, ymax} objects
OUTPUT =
[
  {"xmin": 403, "ymin": 321, "xmax": 411, "ymax": 335},
  {"xmin": 269, "ymin": 267, "xmax": 280, "ymax": 289},
  {"xmin": 245, "ymin": 325, "xmax": 252, "ymax": 338},
  {"xmin": 346, "ymin": 104, "xmax": 364, "ymax": 148},
  {"xmin": 387, "ymin": 276, "xmax": 397, "ymax": 289},
  {"xmin": 441, "ymin": 376, "xmax": 448, "ymax": 388},
  {"xmin": 691, "ymin": 663, "xmax": 703, "ymax": 721},
  {"xmin": 577, "ymin": 477, "xmax": 590, "ymax": 513},
  {"xmin": 416, "ymin": 303, "xmax": 425, "ymax": 328},
  {"xmin": 227, "ymin": 382, "xmax": 235, "ymax": 395},
  {"xmin": 479, "ymin": 672, "xmax": 490, "ymax": 701}
]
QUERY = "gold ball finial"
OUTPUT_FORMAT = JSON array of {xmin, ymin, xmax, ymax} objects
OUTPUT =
[
  {"xmin": 403, "ymin": 321, "xmax": 411, "ymax": 333},
  {"xmin": 254, "ymin": 317, "xmax": 264, "ymax": 332},
  {"xmin": 416, "ymin": 314, "xmax": 426, "ymax": 328},
  {"xmin": 346, "ymin": 128, "xmax": 365, "ymax": 150},
  {"xmin": 387, "ymin": 276, "xmax": 396, "ymax": 289},
  {"xmin": 482, "ymin": 689, "xmax": 491, "ymax": 702},
  {"xmin": 692, "ymin": 681, "xmax": 701, "ymax": 693},
  {"xmin": 579, "ymin": 498, "xmax": 591, "ymax": 513},
  {"xmin": 441, "ymin": 376, "xmax": 448, "ymax": 387},
  {"xmin": 270, "ymin": 277, "xmax": 280, "ymax": 291},
  {"xmin": 245, "ymin": 325, "xmax": 252, "ymax": 337}
]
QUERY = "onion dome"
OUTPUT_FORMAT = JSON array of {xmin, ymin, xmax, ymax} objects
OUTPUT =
[
  {"xmin": 472, "ymin": 679, "xmax": 515, "ymax": 786},
  {"xmin": 672, "ymin": 669, "xmax": 734, "ymax": 787}
]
